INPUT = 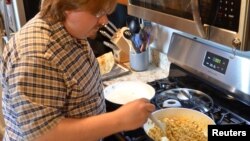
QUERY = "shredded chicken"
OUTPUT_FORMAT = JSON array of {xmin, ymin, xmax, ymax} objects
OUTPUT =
[{"xmin": 148, "ymin": 117, "xmax": 206, "ymax": 141}]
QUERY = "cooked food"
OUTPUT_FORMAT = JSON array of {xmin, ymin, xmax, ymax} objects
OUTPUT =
[
  {"xmin": 148, "ymin": 125, "xmax": 165, "ymax": 141},
  {"xmin": 97, "ymin": 52, "xmax": 115, "ymax": 75},
  {"xmin": 148, "ymin": 117, "xmax": 206, "ymax": 141}
]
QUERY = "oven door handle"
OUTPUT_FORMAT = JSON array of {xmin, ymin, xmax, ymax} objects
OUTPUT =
[{"xmin": 191, "ymin": 0, "xmax": 207, "ymax": 39}]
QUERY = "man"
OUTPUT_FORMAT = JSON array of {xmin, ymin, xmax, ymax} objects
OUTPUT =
[
  {"xmin": 0, "ymin": 0, "xmax": 155, "ymax": 141},
  {"xmin": 88, "ymin": 0, "xmax": 129, "ymax": 57}
]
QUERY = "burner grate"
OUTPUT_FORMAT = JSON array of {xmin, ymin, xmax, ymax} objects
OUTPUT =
[
  {"xmin": 115, "ymin": 75, "xmax": 250, "ymax": 140},
  {"xmin": 147, "ymin": 78, "xmax": 250, "ymax": 125},
  {"xmin": 209, "ymin": 105, "xmax": 250, "ymax": 125}
]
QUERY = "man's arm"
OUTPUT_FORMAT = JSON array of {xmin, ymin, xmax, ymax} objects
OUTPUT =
[
  {"xmin": 36, "ymin": 99, "xmax": 155, "ymax": 141},
  {"xmin": 5, "ymin": 55, "xmax": 154, "ymax": 141}
]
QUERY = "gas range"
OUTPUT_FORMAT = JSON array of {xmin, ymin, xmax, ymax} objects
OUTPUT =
[
  {"xmin": 148, "ymin": 32, "xmax": 250, "ymax": 126},
  {"xmin": 104, "ymin": 32, "xmax": 250, "ymax": 141},
  {"xmin": 148, "ymin": 64, "xmax": 250, "ymax": 125},
  {"xmin": 104, "ymin": 65, "xmax": 250, "ymax": 141}
]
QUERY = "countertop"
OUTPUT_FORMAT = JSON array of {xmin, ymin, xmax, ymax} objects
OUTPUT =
[{"xmin": 103, "ymin": 63, "xmax": 169, "ymax": 86}]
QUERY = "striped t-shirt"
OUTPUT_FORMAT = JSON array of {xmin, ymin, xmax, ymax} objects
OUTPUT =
[{"xmin": 0, "ymin": 15, "xmax": 106, "ymax": 140}]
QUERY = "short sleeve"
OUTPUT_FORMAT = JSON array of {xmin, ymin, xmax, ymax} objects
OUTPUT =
[{"xmin": 4, "ymin": 56, "xmax": 66, "ymax": 140}]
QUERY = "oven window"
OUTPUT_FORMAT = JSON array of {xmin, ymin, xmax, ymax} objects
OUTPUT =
[
  {"xmin": 23, "ymin": 0, "xmax": 41, "ymax": 21},
  {"xmin": 130, "ymin": 0, "xmax": 193, "ymax": 20},
  {"xmin": 130, "ymin": 0, "xmax": 241, "ymax": 32}
]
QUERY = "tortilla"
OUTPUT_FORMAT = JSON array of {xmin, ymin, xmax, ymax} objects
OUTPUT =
[{"xmin": 97, "ymin": 52, "xmax": 115, "ymax": 75}]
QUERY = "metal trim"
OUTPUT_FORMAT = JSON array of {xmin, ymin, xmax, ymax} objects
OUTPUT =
[{"xmin": 167, "ymin": 33, "xmax": 250, "ymax": 105}]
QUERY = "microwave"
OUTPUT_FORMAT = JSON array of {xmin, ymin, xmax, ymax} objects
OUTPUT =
[
  {"xmin": 1, "ymin": 0, "xmax": 41, "ymax": 37},
  {"xmin": 128, "ymin": 0, "xmax": 250, "ymax": 51}
]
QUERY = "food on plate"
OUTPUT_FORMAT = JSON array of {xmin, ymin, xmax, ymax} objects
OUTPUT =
[
  {"xmin": 148, "ymin": 117, "xmax": 206, "ymax": 141},
  {"xmin": 97, "ymin": 52, "xmax": 115, "ymax": 75}
]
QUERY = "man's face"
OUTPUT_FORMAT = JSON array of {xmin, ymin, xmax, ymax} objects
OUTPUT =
[{"xmin": 64, "ymin": 10, "xmax": 109, "ymax": 39}]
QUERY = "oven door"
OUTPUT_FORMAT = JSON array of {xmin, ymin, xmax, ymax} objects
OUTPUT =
[
  {"xmin": 128, "ymin": 0, "xmax": 250, "ymax": 51},
  {"xmin": 128, "ymin": 0, "xmax": 207, "ymax": 38}
]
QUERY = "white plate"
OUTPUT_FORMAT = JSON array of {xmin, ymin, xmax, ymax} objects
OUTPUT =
[{"xmin": 104, "ymin": 81, "xmax": 155, "ymax": 105}]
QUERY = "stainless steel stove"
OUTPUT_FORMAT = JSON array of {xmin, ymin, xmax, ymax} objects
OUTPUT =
[
  {"xmin": 104, "ymin": 33, "xmax": 250, "ymax": 141},
  {"xmin": 148, "ymin": 65, "xmax": 250, "ymax": 125}
]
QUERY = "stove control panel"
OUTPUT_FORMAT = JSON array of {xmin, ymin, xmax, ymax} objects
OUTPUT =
[{"xmin": 203, "ymin": 52, "xmax": 229, "ymax": 74}]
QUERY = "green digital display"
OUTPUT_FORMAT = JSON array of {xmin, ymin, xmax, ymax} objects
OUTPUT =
[
  {"xmin": 204, "ymin": 52, "xmax": 229, "ymax": 74},
  {"xmin": 213, "ymin": 57, "xmax": 221, "ymax": 64}
]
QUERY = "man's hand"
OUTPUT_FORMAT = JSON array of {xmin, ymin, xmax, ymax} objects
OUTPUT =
[{"xmin": 114, "ymin": 98, "xmax": 155, "ymax": 131}]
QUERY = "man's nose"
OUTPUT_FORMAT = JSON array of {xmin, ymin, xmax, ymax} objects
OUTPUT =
[{"xmin": 98, "ymin": 15, "xmax": 109, "ymax": 26}]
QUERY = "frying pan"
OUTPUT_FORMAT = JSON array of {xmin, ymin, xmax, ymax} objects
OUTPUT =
[{"xmin": 143, "ymin": 108, "xmax": 215, "ymax": 140}]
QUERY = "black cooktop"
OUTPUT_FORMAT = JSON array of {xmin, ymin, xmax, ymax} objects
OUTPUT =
[
  {"xmin": 149, "ymin": 64, "xmax": 250, "ymax": 124},
  {"xmin": 104, "ymin": 64, "xmax": 250, "ymax": 141}
]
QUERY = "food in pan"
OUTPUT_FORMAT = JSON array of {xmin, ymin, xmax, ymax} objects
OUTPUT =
[{"xmin": 148, "ymin": 117, "xmax": 206, "ymax": 141}]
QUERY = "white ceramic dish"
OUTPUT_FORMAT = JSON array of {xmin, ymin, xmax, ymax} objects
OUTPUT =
[
  {"xmin": 104, "ymin": 81, "xmax": 155, "ymax": 105},
  {"xmin": 143, "ymin": 108, "xmax": 215, "ymax": 140}
]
